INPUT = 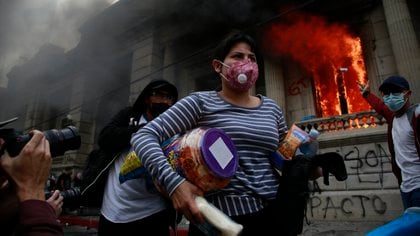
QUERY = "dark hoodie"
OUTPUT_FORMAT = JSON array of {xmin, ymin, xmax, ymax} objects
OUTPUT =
[
  {"xmin": 98, "ymin": 79, "xmax": 178, "ymax": 154},
  {"xmin": 80, "ymin": 79, "xmax": 177, "ymax": 207}
]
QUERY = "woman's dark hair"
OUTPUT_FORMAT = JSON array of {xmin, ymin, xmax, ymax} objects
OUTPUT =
[{"xmin": 212, "ymin": 30, "xmax": 258, "ymax": 62}]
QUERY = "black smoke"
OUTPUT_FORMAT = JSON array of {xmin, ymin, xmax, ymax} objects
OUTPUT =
[{"xmin": 0, "ymin": 0, "xmax": 117, "ymax": 88}]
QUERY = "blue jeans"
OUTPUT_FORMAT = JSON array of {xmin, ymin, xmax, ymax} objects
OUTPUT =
[{"xmin": 401, "ymin": 188, "xmax": 420, "ymax": 210}]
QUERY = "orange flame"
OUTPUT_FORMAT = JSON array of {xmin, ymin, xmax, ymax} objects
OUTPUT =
[{"xmin": 262, "ymin": 11, "xmax": 370, "ymax": 117}]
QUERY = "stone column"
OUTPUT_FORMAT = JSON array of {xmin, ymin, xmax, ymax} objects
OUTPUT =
[
  {"xmin": 383, "ymin": 0, "xmax": 420, "ymax": 103},
  {"xmin": 129, "ymin": 28, "xmax": 162, "ymax": 104},
  {"xmin": 263, "ymin": 57, "xmax": 286, "ymax": 110}
]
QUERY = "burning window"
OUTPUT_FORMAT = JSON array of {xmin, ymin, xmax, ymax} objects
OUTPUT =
[{"xmin": 263, "ymin": 11, "xmax": 371, "ymax": 117}]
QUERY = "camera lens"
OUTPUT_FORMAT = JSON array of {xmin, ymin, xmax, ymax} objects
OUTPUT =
[
  {"xmin": 44, "ymin": 126, "xmax": 81, "ymax": 157},
  {"xmin": 45, "ymin": 187, "xmax": 81, "ymax": 201},
  {"xmin": 6, "ymin": 126, "xmax": 81, "ymax": 157},
  {"xmin": 60, "ymin": 187, "xmax": 81, "ymax": 200}
]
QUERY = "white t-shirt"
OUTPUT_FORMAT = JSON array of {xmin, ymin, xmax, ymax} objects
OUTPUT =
[
  {"xmin": 101, "ymin": 148, "xmax": 168, "ymax": 223},
  {"xmin": 393, "ymin": 105, "xmax": 420, "ymax": 193},
  {"xmin": 101, "ymin": 115, "xmax": 168, "ymax": 223}
]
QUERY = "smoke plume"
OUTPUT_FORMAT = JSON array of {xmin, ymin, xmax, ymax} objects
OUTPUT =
[{"xmin": 0, "ymin": 0, "xmax": 117, "ymax": 87}]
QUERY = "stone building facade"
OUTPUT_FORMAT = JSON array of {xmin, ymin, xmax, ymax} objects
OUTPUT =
[{"xmin": 3, "ymin": 0, "xmax": 419, "ymax": 227}]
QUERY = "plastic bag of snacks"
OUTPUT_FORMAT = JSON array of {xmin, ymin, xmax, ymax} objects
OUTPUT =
[{"xmin": 277, "ymin": 124, "xmax": 309, "ymax": 160}]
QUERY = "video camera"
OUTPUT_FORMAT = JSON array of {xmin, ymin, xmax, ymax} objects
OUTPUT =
[{"xmin": 0, "ymin": 117, "xmax": 81, "ymax": 157}]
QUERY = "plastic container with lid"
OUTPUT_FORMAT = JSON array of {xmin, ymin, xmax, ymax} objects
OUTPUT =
[{"xmin": 162, "ymin": 127, "xmax": 238, "ymax": 192}]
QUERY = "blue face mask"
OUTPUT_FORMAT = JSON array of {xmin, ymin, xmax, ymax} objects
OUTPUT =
[{"xmin": 383, "ymin": 92, "xmax": 407, "ymax": 112}]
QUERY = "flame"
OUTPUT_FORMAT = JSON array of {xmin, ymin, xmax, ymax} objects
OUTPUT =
[{"xmin": 262, "ymin": 11, "xmax": 370, "ymax": 117}]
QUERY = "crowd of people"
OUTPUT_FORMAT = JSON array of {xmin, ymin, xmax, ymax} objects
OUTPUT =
[
  {"xmin": 46, "ymin": 168, "xmax": 83, "ymax": 193},
  {"xmin": 0, "ymin": 29, "xmax": 418, "ymax": 236}
]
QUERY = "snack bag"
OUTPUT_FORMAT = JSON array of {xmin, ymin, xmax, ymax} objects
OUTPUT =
[{"xmin": 277, "ymin": 124, "xmax": 309, "ymax": 160}]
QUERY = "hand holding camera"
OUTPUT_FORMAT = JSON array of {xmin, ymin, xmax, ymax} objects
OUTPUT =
[
  {"xmin": 0, "ymin": 120, "xmax": 81, "ymax": 202},
  {"xmin": 1, "ymin": 130, "xmax": 52, "ymax": 201},
  {"xmin": 46, "ymin": 190, "xmax": 64, "ymax": 216},
  {"xmin": 1, "ymin": 126, "xmax": 81, "ymax": 157}
]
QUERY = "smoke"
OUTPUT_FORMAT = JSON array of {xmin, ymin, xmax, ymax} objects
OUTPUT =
[
  {"xmin": 0, "ymin": 0, "xmax": 274, "ymax": 88},
  {"xmin": 0, "ymin": 0, "xmax": 118, "ymax": 87},
  {"xmin": 187, "ymin": 0, "xmax": 255, "ymax": 24}
]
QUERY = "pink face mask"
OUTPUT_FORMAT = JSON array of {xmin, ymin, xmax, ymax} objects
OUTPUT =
[{"xmin": 218, "ymin": 60, "xmax": 259, "ymax": 91}]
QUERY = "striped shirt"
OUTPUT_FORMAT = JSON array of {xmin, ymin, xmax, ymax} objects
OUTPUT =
[{"xmin": 131, "ymin": 90, "xmax": 288, "ymax": 216}]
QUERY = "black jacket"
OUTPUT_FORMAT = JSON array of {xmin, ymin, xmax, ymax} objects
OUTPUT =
[
  {"xmin": 80, "ymin": 107, "xmax": 144, "ymax": 207},
  {"xmin": 98, "ymin": 107, "xmax": 143, "ymax": 155},
  {"xmin": 80, "ymin": 79, "xmax": 177, "ymax": 207},
  {"xmin": 99, "ymin": 78, "xmax": 178, "ymax": 154}
]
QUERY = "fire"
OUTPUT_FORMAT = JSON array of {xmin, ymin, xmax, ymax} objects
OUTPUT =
[{"xmin": 262, "ymin": 11, "xmax": 371, "ymax": 117}]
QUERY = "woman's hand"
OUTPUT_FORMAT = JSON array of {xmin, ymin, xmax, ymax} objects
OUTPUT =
[{"xmin": 170, "ymin": 180, "xmax": 204, "ymax": 224}]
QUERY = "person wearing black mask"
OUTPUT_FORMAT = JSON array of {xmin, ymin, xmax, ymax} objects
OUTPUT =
[{"xmin": 97, "ymin": 79, "xmax": 178, "ymax": 236}]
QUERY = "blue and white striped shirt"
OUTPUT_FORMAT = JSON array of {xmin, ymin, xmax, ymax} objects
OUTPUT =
[{"xmin": 131, "ymin": 90, "xmax": 288, "ymax": 216}]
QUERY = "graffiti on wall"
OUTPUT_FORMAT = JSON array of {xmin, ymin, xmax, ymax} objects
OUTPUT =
[
  {"xmin": 343, "ymin": 143, "xmax": 389, "ymax": 185},
  {"xmin": 307, "ymin": 143, "xmax": 398, "ymax": 219},
  {"xmin": 308, "ymin": 194, "xmax": 387, "ymax": 218},
  {"xmin": 288, "ymin": 77, "xmax": 307, "ymax": 96}
]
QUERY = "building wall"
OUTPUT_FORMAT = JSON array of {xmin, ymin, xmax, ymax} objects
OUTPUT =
[
  {"xmin": 304, "ymin": 127, "xmax": 403, "ymax": 222},
  {"xmin": 263, "ymin": 2, "xmax": 412, "ymax": 223},
  {"xmin": 362, "ymin": 2, "xmax": 398, "ymax": 92}
]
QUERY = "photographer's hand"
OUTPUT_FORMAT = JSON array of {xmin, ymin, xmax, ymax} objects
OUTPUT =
[
  {"xmin": 0, "ymin": 130, "xmax": 52, "ymax": 202},
  {"xmin": 46, "ymin": 190, "xmax": 64, "ymax": 216}
]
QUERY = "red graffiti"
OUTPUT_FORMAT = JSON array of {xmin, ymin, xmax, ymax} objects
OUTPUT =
[{"xmin": 288, "ymin": 77, "xmax": 308, "ymax": 96}]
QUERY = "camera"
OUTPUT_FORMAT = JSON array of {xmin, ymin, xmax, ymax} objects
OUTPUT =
[
  {"xmin": 45, "ymin": 186, "xmax": 81, "ymax": 200},
  {"xmin": 0, "ymin": 126, "xmax": 81, "ymax": 157},
  {"xmin": 60, "ymin": 186, "xmax": 81, "ymax": 200},
  {"xmin": 45, "ymin": 187, "xmax": 82, "ymax": 210}
]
